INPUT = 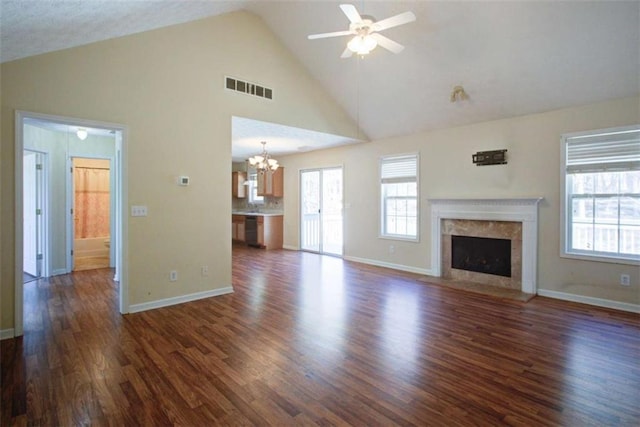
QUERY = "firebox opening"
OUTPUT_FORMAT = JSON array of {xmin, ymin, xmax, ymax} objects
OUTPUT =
[{"xmin": 451, "ymin": 235, "xmax": 511, "ymax": 278}]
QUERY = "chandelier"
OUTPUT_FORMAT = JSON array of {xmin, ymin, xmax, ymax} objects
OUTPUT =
[{"xmin": 248, "ymin": 141, "xmax": 279, "ymax": 173}]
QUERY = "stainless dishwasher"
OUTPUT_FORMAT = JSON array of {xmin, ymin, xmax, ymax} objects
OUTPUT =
[{"xmin": 245, "ymin": 216, "xmax": 258, "ymax": 246}]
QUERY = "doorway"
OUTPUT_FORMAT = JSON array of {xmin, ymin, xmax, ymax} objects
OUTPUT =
[
  {"xmin": 71, "ymin": 157, "xmax": 112, "ymax": 271},
  {"xmin": 300, "ymin": 167, "xmax": 343, "ymax": 256},
  {"xmin": 14, "ymin": 110, "xmax": 128, "ymax": 337}
]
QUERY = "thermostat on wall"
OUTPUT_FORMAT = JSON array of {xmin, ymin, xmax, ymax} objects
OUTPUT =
[{"xmin": 178, "ymin": 176, "xmax": 190, "ymax": 186}]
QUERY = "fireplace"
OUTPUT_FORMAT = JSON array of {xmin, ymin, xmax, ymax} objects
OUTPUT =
[
  {"xmin": 441, "ymin": 218, "xmax": 521, "ymax": 289},
  {"xmin": 429, "ymin": 198, "xmax": 543, "ymax": 294},
  {"xmin": 452, "ymin": 235, "xmax": 511, "ymax": 278}
]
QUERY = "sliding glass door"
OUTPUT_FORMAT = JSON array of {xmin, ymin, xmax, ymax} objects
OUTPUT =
[{"xmin": 300, "ymin": 167, "xmax": 343, "ymax": 256}]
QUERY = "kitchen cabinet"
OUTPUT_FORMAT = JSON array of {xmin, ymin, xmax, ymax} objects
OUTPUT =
[
  {"xmin": 232, "ymin": 215, "xmax": 245, "ymax": 241},
  {"xmin": 232, "ymin": 214, "xmax": 283, "ymax": 249},
  {"xmin": 257, "ymin": 167, "xmax": 284, "ymax": 197},
  {"xmin": 232, "ymin": 171, "xmax": 247, "ymax": 198},
  {"xmin": 257, "ymin": 215, "xmax": 283, "ymax": 249}
]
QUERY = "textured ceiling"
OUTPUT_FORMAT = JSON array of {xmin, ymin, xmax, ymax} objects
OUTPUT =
[
  {"xmin": 2, "ymin": 0, "xmax": 639, "ymax": 157},
  {"xmin": 0, "ymin": 0, "xmax": 243, "ymax": 63}
]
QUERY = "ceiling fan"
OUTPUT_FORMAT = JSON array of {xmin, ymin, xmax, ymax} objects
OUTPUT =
[{"xmin": 308, "ymin": 3, "xmax": 416, "ymax": 58}]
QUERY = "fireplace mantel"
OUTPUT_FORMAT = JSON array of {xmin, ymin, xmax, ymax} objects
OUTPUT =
[{"xmin": 429, "ymin": 198, "xmax": 543, "ymax": 294}]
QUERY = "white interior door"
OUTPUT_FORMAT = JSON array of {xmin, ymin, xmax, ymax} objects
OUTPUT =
[
  {"xmin": 23, "ymin": 151, "xmax": 38, "ymax": 276},
  {"xmin": 300, "ymin": 168, "xmax": 343, "ymax": 255}
]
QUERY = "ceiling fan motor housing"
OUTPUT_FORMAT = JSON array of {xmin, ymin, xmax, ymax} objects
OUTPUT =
[{"xmin": 350, "ymin": 18, "xmax": 375, "ymax": 35}]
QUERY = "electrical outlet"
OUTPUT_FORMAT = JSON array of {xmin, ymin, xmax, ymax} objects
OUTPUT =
[
  {"xmin": 620, "ymin": 274, "xmax": 630, "ymax": 286},
  {"xmin": 201, "ymin": 266, "xmax": 209, "ymax": 276},
  {"xmin": 170, "ymin": 270, "xmax": 178, "ymax": 282}
]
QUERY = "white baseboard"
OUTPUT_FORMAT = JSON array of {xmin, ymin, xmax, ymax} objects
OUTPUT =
[
  {"xmin": 128, "ymin": 286, "xmax": 234, "ymax": 314},
  {"xmin": 1, "ymin": 328, "xmax": 15, "ymax": 340},
  {"xmin": 537, "ymin": 289, "xmax": 640, "ymax": 313},
  {"xmin": 343, "ymin": 255, "xmax": 433, "ymax": 276},
  {"xmin": 52, "ymin": 268, "xmax": 67, "ymax": 276},
  {"xmin": 282, "ymin": 245, "xmax": 299, "ymax": 251}
]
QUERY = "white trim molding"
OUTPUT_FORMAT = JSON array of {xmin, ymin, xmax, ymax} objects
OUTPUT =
[
  {"xmin": 538, "ymin": 289, "xmax": 640, "ymax": 313},
  {"xmin": 1, "ymin": 329, "xmax": 16, "ymax": 340},
  {"xmin": 128, "ymin": 286, "xmax": 234, "ymax": 314},
  {"xmin": 344, "ymin": 255, "xmax": 433, "ymax": 276},
  {"xmin": 429, "ymin": 198, "xmax": 543, "ymax": 294}
]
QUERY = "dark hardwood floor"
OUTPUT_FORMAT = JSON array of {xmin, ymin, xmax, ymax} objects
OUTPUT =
[{"xmin": 2, "ymin": 245, "xmax": 639, "ymax": 425}]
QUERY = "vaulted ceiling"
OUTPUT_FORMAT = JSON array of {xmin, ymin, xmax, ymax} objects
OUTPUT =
[{"xmin": 2, "ymin": 1, "xmax": 638, "ymax": 150}]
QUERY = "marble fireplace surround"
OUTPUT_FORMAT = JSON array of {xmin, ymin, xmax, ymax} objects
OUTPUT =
[{"xmin": 430, "ymin": 198, "xmax": 543, "ymax": 294}]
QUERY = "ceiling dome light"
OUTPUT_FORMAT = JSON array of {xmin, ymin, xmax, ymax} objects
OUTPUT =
[
  {"xmin": 347, "ymin": 35, "xmax": 378, "ymax": 55},
  {"xmin": 76, "ymin": 128, "xmax": 88, "ymax": 140}
]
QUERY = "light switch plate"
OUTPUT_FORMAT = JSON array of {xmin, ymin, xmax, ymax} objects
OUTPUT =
[{"xmin": 131, "ymin": 205, "xmax": 148, "ymax": 217}]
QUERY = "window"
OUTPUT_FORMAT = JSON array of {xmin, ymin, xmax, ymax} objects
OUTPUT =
[
  {"xmin": 380, "ymin": 154, "xmax": 418, "ymax": 240},
  {"xmin": 562, "ymin": 126, "xmax": 640, "ymax": 264},
  {"xmin": 248, "ymin": 172, "xmax": 263, "ymax": 204}
]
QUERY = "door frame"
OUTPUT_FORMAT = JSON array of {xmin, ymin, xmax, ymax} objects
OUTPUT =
[
  {"xmin": 14, "ymin": 110, "xmax": 129, "ymax": 337},
  {"xmin": 299, "ymin": 166, "xmax": 344, "ymax": 256}
]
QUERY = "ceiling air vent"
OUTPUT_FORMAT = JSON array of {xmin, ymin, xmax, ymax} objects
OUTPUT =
[{"xmin": 225, "ymin": 76, "xmax": 273, "ymax": 100}]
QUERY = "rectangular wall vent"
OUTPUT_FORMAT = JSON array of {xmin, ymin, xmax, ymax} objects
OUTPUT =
[{"xmin": 225, "ymin": 76, "xmax": 273, "ymax": 100}]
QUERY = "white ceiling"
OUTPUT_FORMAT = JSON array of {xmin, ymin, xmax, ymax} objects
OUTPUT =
[
  {"xmin": 24, "ymin": 117, "xmax": 116, "ymax": 139},
  {"xmin": 232, "ymin": 116, "xmax": 360, "ymax": 162},
  {"xmin": 2, "ymin": 1, "xmax": 639, "ymax": 158}
]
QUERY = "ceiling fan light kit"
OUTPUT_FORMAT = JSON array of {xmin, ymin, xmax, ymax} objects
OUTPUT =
[
  {"xmin": 347, "ymin": 34, "xmax": 377, "ymax": 55},
  {"xmin": 308, "ymin": 3, "xmax": 416, "ymax": 58}
]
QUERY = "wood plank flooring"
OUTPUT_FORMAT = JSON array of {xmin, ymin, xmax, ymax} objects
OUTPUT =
[{"xmin": 2, "ymin": 245, "xmax": 640, "ymax": 425}]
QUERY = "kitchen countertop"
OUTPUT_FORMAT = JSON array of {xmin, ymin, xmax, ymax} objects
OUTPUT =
[{"xmin": 232, "ymin": 211, "xmax": 284, "ymax": 217}]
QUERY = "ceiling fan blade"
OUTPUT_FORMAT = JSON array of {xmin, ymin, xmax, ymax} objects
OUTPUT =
[
  {"xmin": 370, "ymin": 33, "xmax": 404, "ymax": 54},
  {"xmin": 371, "ymin": 11, "xmax": 416, "ymax": 32},
  {"xmin": 340, "ymin": 46, "xmax": 354, "ymax": 59},
  {"xmin": 308, "ymin": 30, "xmax": 353, "ymax": 40},
  {"xmin": 340, "ymin": 4, "xmax": 362, "ymax": 24}
]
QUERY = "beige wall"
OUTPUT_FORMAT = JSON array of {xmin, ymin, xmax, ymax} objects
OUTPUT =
[
  {"xmin": 280, "ymin": 97, "xmax": 640, "ymax": 305},
  {"xmin": 1, "ymin": 12, "xmax": 357, "ymax": 331}
]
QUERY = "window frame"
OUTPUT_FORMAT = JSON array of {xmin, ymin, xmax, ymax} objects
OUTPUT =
[
  {"xmin": 560, "ymin": 125, "xmax": 640, "ymax": 265},
  {"xmin": 247, "ymin": 172, "xmax": 264, "ymax": 205},
  {"xmin": 379, "ymin": 153, "xmax": 420, "ymax": 242}
]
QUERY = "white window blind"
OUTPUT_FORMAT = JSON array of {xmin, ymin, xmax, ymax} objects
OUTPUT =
[
  {"xmin": 566, "ymin": 129, "xmax": 640, "ymax": 173},
  {"xmin": 381, "ymin": 155, "xmax": 418, "ymax": 182}
]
